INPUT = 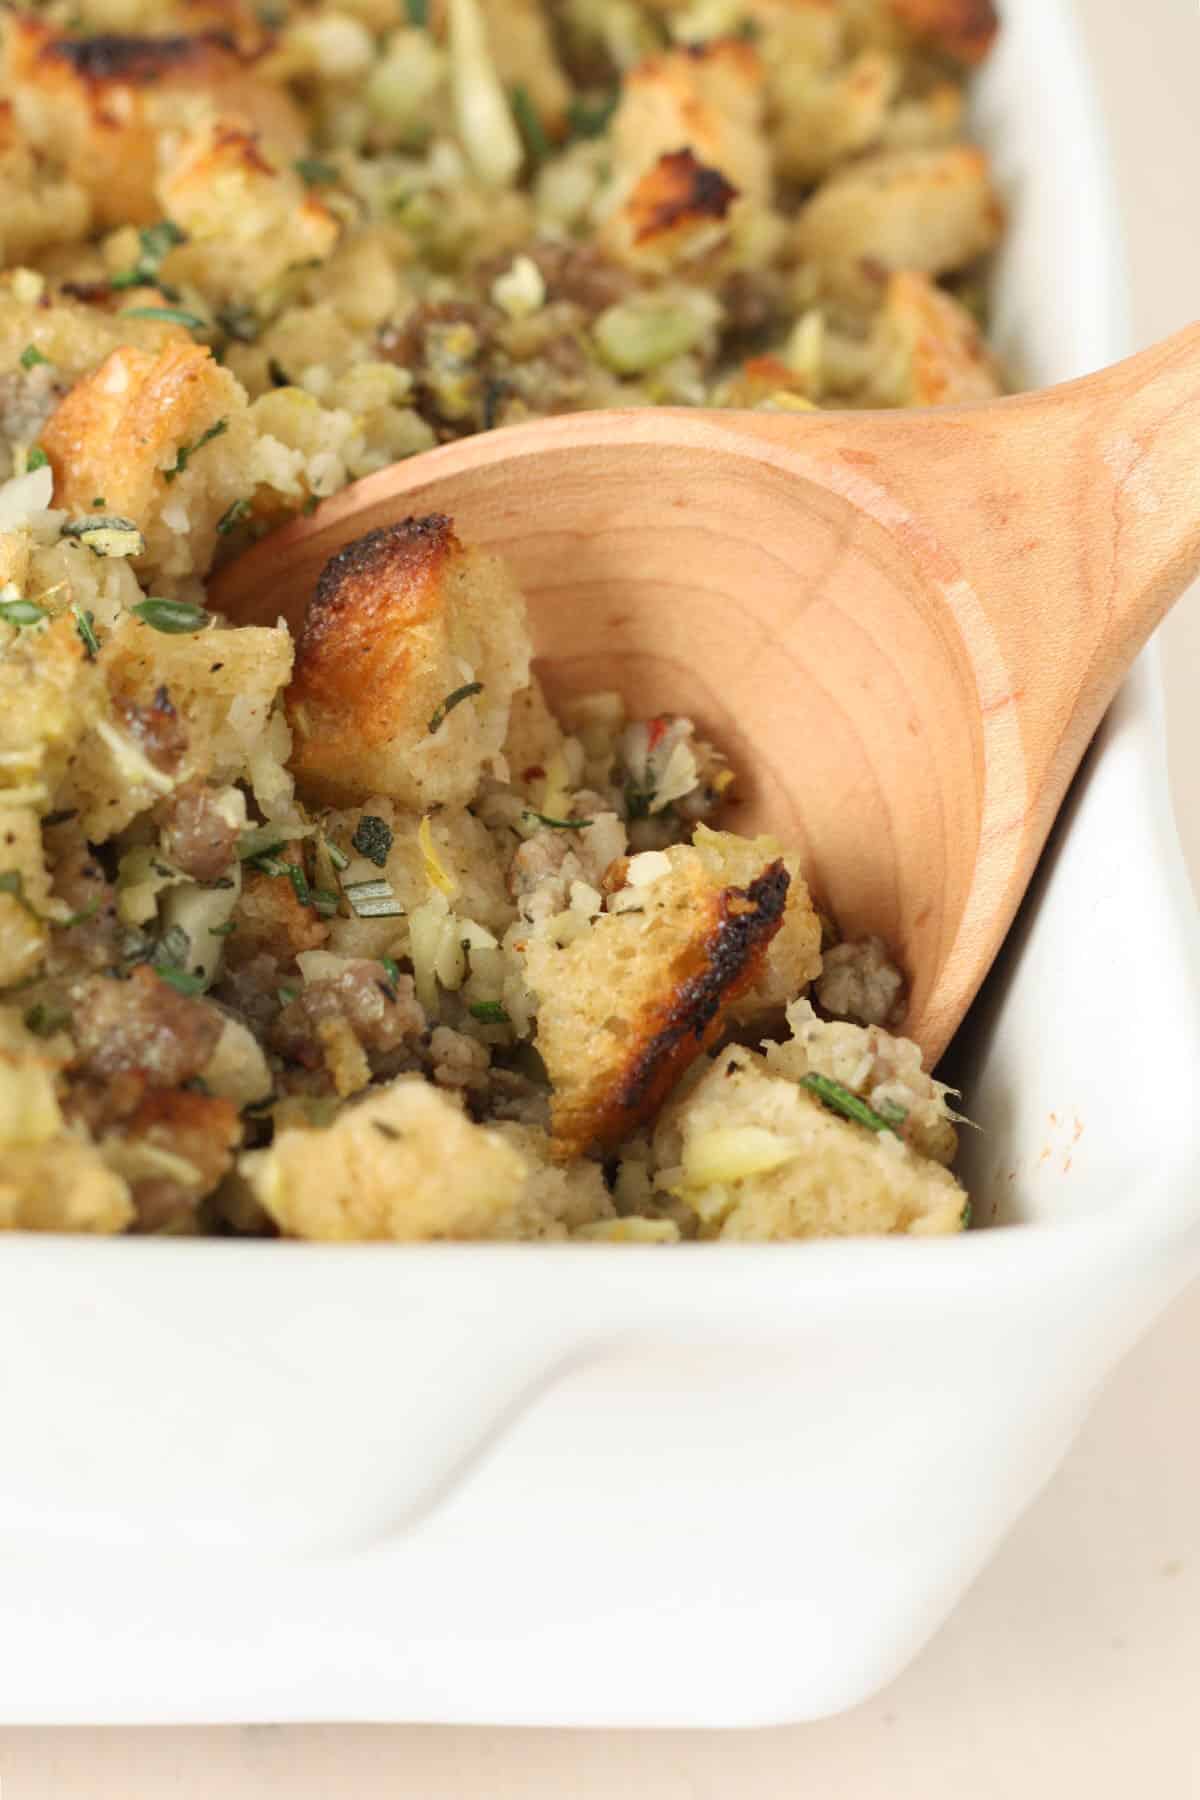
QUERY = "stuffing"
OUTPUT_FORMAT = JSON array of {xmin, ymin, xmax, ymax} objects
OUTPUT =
[
  {"xmin": 887, "ymin": 0, "xmax": 999, "ymax": 64},
  {"xmin": 794, "ymin": 144, "xmax": 1004, "ymax": 307},
  {"xmin": 688, "ymin": 824, "xmax": 823, "ymax": 1020},
  {"xmin": 240, "ymin": 1075, "xmax": 612, "ymax": 1241},
  {"xmin": 0, "ymin": 1139, "xmax": 134, "ymax": 1233},
  {"xmin": 770, "ymin": 48, "xmax": 900, "ymax": 185},
  {"xmin": 477, "ymin": 0, "xmax": 572, "ymax": 135},
  {"xmin": 861, "ymin": 268, "xmax": 1002, "ymax": 406},
  {"xmin": 1, "ymin": 14, "xmax": 305, "ymax": 228},
  {"xmin": 525, "ymin": 843, "xmax": 791, "ymax": 1156},
  {"xmin": 649, "ymin": 1042, "xmax": 966, "ymax": 1239},
  {"xmin": 0, "ymin": 102, "xmax": 93, "ymax": 268},
  {"xmin": 286, "ymin": 515, "xmax": 531, "ymax": 810}
]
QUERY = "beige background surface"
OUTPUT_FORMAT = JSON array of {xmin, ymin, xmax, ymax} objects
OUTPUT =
[{"xmin": 2, "ymin": 1, "xmax": 1200, "ymax": 1792}]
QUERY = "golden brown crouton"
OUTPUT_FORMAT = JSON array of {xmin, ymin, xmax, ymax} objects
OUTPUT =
[
  {"xmin": 241, "ymin": 1075, "xmax": 610, "ymax": 1242},
  {"xmin": 863, "ymin": 270, "xmax": 1002, "ymax": 407},
  {"xmin": 2, "ymin": 13, "xmax": 305, "ymax": 227},
  {"xmin": 287, "ymin": 516, "xmax": 532, "ymax": 811},
  {"xmin": 889, "ymin": 0, "xmax": 998, "ymax": 64},
  {"xmin": 650, "ymin": 1043, "xmax": 967, "ymax": 1240},
  {"xmin": 0, "ymin": 1139, "xmax": 134, "ymax": 1232},
  {"xmin": 39, "ymin": 340, "xmax": 256, "ymax": 585},
  {"xmin": 0, "ymin": 807, "xmax": 51, "ymax": 987},
  {"xmin": 688, "ymin": 825, "xmax": 823, "ymax": 1020},
  {"xmin": 227, "ymin": 846, "xmax": 330, "ymax": 964},
  {"xmin": 107, "ymin": 1083, "xmax": 242, "ymax": 1231},
  {"xmin": 159, "ymin": 122, "xmax": 339, "ymax": 305},
  {"xmin": 770, "ymin": 48, "xmax": 899, "ymax": 185},
  {"xmin": 602, "ymin": 39, "xmax": 770, "ymax": 269},
  {"xmin": 794, "ymin": 143, "xmax": 1004, "ymax": 306},
  {"xmin": 525, "ymin": 846, "xmax": 790, "ymax": 1157},
  {"xmin": 0, "ymin": 100, "xmax": 92, "ymax": 266}
]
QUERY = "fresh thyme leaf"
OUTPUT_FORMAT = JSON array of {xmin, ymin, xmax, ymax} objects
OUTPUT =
[
  {"xmin": 800, "ymin": 1073, "xmax": 899, "ymax": 1136},
  {"xmin": 72, "ymin": 604, "xmax": 100, "ymax": 660},
  {"xmin": 469, "ymin": 1000, "xmax": 509, "ymax": 1024},
  {"xmin": 25, "ymin": 447, "xmax": 48, "ymax": 471},
  {"xmin": 510, "ymin": 83, "xmax": 549, "ymax": 165},
  {"xmin": 523, "ymin": 810, "xmax": 594, "ymax": 830},
  {"xmin": 157, "ymin": 965, "xmax": 206, "ymax": 996},
  {"xmin": 428, "ymin": 680, "xmax": 484, "ymax": 734},
  {"xmin": 164, "ymin": 418, "xmax": 228, "ymax": 482},
  {"xmin": 0, "ymin": 596, "xmax": 48, "ymax": 627},
  {"xmin": 380, "ymin": 955, "xmax": 401, "ymax": 989},
  {"xmin": 216, "ymin": 497, "xmax": 251, "ymax": 535},
  {"xmin": 294, "ymin": 156, "xmax": 338, "ymax": 185},
  {"xmin": 286, "ymin": 861, "xmax": 311, "ymax": 906},
  {"xmin": 19, "ymin": 344, "xmax": 50, "ymax": 371},
  {"xmin": 109, "ymin": 219, "xmax": 187, "ymax": 297},
  {"xmin": 131, "ymin": 597, "xmax": 211, "ymax": 633},
  {"xmin": 567, "ymin": 89, "xmax": 619, "ymax": 142},
  {"xmin": 351, "ymin": 813, "xmax": 393, "ymax": 867},
  {"xmin": 209, "ymin": 921, "xmax": 237, "ymax": 936},
  {"xmin": 121, "ymin": 305, "xmax": 207, "ymax": 331},
  {"xmin": 404, "ymin": 0, "xmax": 427, "ymax": 22},
  {"xmin": 277, "ymin": 984, "xmax": 299, "ymax": 1006}
]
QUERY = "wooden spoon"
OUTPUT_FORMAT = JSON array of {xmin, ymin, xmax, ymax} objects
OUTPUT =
[{"xmin": 214, "ymin": 325, "xmax": 1200, "ymax": 1065}]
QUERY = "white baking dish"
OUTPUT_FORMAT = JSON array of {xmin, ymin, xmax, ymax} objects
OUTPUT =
[{"xmin": 1, "ymin": 0, "xmax": 1198, "ymax": 1726}]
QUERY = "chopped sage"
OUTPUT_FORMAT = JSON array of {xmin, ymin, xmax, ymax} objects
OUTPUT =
[
  {"xmin": 19, "ymin": 344, "xmax": 50, "ymax": 371},
  {"xmin": 428, "ymin": 680, "xmax": 484, "ymax": 735},
  {"xmin": 164, "ymin": 418, "xmax": 228, "ymax": 483},
  {"xmin": 131, "ymin": 597, "xmax": 211, "ymax": 634},
  {"xmin": 351, "ymin": 813, "xmax": 393, "ymax": 867}
]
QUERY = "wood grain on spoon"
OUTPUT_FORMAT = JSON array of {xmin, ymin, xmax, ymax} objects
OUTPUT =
[{"xmin": 213, "ymin": 323, "xmax": 1200, "ymax": 1065}]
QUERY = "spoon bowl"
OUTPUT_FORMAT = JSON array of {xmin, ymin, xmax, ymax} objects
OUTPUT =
[{"xmin": 214, "ymin": 325, "xmax": 1200, "ymax": 1062}]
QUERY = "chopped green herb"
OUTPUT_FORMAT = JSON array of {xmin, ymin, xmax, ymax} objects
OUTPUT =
[
  {"xmin": 877, "ymin": 1100, "xmax": 909, "ymax": 1129},
  {"xmin": 25, "ymin": 446, "xmax": 48, "ymax": 471},
  {"xmin": 91, "ymin": 496, "xmax": 106, "ymax": 508},
  {"xmin": 157, "ymin": 965, "xmax": 206, "ymax": 996},
  {"xmin": 301, "ymin": 494, "xmax": 320, "ymax": 516},
  {"xmin": 523, "ymin": 810, "xmax": 594, "ymax": 830},
  {"xmin": 404, "ymin": 0, "xmax": 428, "ymax": 22},
  {"xmin": 277, "ymin": 984, "xmax": 299, "ymax": 1007},
  {"xmin": 152, "ymin": 925, "xmax": 191, "ymax": 971},
  {"xmin": 800, "ymin": 1073, "xmax": 899, "ymax": 1136},
  {"xmin": 71, "ymin": 604, "xmax": 100, "ymax": 660},
  {"xmin": 567, "ymin": 89, "xmax": 619, "ymax": 142},
  {"xmin": 216, "ymin": 497, "xmax": 251, "ymax": 535},
  {"xmin": 0, "ymin": 596, "xmax": 48, "ymax": 628},
  {"xmin": 121, "ymin": 305, "xmax": 207, "ymax": 331},
  {"xmin": 286, "ymin": 861, "xmax": 311, "ymax": 906},
  {"xmin": 380, "ymin": 956, "xmax": 402, "ymax": 989},
  {"xmin": 208, "ymin": 921, "xmax": 237, "ymax": 936},
  {"xmin": 250, "ymin": 853, "xmax": 289, "ymax": 879},
  {"xmin": 311, "ymin": 888, "xmax": 341, "ymax": 917},
  {"xmin": 109, "ymin": 219, "xmax": 187, "ymax": 297},
  {"xmin": 23, "ymin": 1002, "xmax": 72, "ymax": 1037},
  {"xmin": 61, "ymin": 516, "xmax": 145, "ymax": 558},
  {"xmin": 351, "ymin": 813, "xmax": 393, "ymax": 867},
  {"xmin": 428, "ymin": 680, "xmax": 484, "ymax": 735},
  {"xmin": 19, "ymin": 344, "xmax": 50, "ymax": 371},
  {"xmin": 294, "ymin": 156, "xmax": 338, "ymax": 185},
  {"xmin": 60, "ymin": 900, "xmax": 100, "ymax": 928},
  {"xmin": 469, "ymin": 1000, "xmax": 510, "ymax": 1024},
  {"xmin": 961, "ymin": 1199, "xmax": 973, "ymax": 1230},
  {"xmin": 131, "ymin": 597, "xmax": 211, "ymax": 634},
  {"xmin": 0, "ymin": 870, "xmax": 37, "ymax": 916},
  {"xmin": 164, "ymin": 418, "xmax": 228, "ymax": 482},
  {"xmin": 510, "ymin": 83, "xmax": 549, "ymax": 165},
  {"xmin": 324, "ymin": 838, "xmax": 350, "ymax": 872}
]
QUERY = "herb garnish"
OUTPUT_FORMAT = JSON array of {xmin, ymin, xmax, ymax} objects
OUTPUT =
[
  {"xmin": 567, "ymin": 89, "xmax": 619, "ymax": 142},
  {"xmin": 405, "ymin": 0, "xmax": 428, "ymax": 22},
  {"xmin": 523, "ymin": 810, "xmax": 594, "ymax": 830},
  {"xmin": 380, "ymin": 956, "xmax": 402, "ymax": 989},
  {"xmin": 277, "ymin": 985, "xmax": 299, "ymax": 1007},
  {"xmin": 164, "ymin": 418, "xmax": 228, "ymax": 482},
  {"xmin": 311, "ymin": 888, "xmax": 341, "ymax": 917},
  {"xmin": 286, "ymin": 861, "xmax": 311, "ymax": 906},
  {"xmin": 344, "ymin": 878, "xmax": 403, "ymax": 918},
  {"xmin": 0, "ymin": 596, "xmax": 48, "ymax": 628},
  {"xmin": 109, "ymin": 220, "xmax": 187, "ymax": 298},
  {"xmin": 25, "ymin": 447, "xmax": 48, "ymax": 471},
  {"xmin": 510, "ymin": 84, "xmax": 549, "ymax": 165},
  {"xmin": 72, "ymin": 604, "xmax": 100, "ymax": 660},
  {"xmin": 158, "ymin": 965, "xmax": 206, "ymax": 996},
  {"xmin": 61, "ymin": 516, "xmax": 145, "ymax": 558},
  {"xmin": 351, "ymin": 813, "xmax": 393, "ymax": 867},
  {"xmin": 19, "ymin": 344, "xmax": 50, "ymax": 371},
  {"xmin": 131, "ymin": 597, "xmax": 211, "ymax": 634},
  {"xmin": 324, "ymin": 838, "xmax": 350, "ymax": 872},
  {"xmin": 469, "ymin": 1000, "xmax": 509, "ymax": 1024},
  {"xmin": 428, "ymin": 680, "xmax": 483, "ymax": 734},
  {"xmin": 800, "ymin": 1073, "xmax": 900, "ymax": 1136},
  {"xmin": 121, "ymin": 305, "xmax": 207, "ymax": 332},
  {"xmin": 294, "ymin": 156, "xmax": 338, "ymax": 186},
  {"xmin": 216, "ymin": 497, "xmax": 251, "ymax": 535}
]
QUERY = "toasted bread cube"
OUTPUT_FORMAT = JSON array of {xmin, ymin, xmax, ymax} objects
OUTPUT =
[
  {"xmin": 601, "ymin": 39, "xmax": 769, "ymax": 269},
  {"xmin": 0, "ymin": 99, "xmax": 92, "ymax": 265},
  {"xmin": 159, "ymin": 122, "xmax": 339, "ymax": 305},
  {"xmin": 765, "ymin": 997, "xmax": 959, "ymax": 1165},
  {"xmin": 688, "ymin": 825, "xmax": 823, "ymax": 1020},
  {"xmin": 241, "ymin": 1075, "xmax": 608, "ymax": 1241},
  {"xmin": 39, "ymin": 341, "xmax": 259, "ymax": 586},
  {"xmin": 2, "ymin": 14, "xmax": 304, "ymax": 228},
  {"xmin": 0, "ymin": 807, "xmax": 51, "ymax": 986},
  {"xmin": 863, "ymin": 269, "xmax": 1001, "ymax": 406},
  {"xmin": 0, "ymin": 1139, "xmax": 134, "ymax": 1232},
  {"xmin": 771, "ymin": 48, "xmax": 899, "ymax": 185},
  {"xmin": 795, "ymin": 144, "xmax": 1003, "ymax": 307},
  {"xmin": 525, "ymin": 843, "xmax": 791, "ymax": 1157},
  {"xmin": 888, "ymin": 0, "xmax": 998, "ymax": 64},
  {"xmin": 502, "ymin": 672, "xmax": 568, "ymax": 796},
  {"xmin": 653, "ymin": 1043, "xmax": 966, "ymax": 1239},
  {"xmin": 287, "ymin": 516, "xmax": 532, "ymax": 811},
  {"xmin": 0, "ymin": 283, "xmax": 197, "ymax": 394}
]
